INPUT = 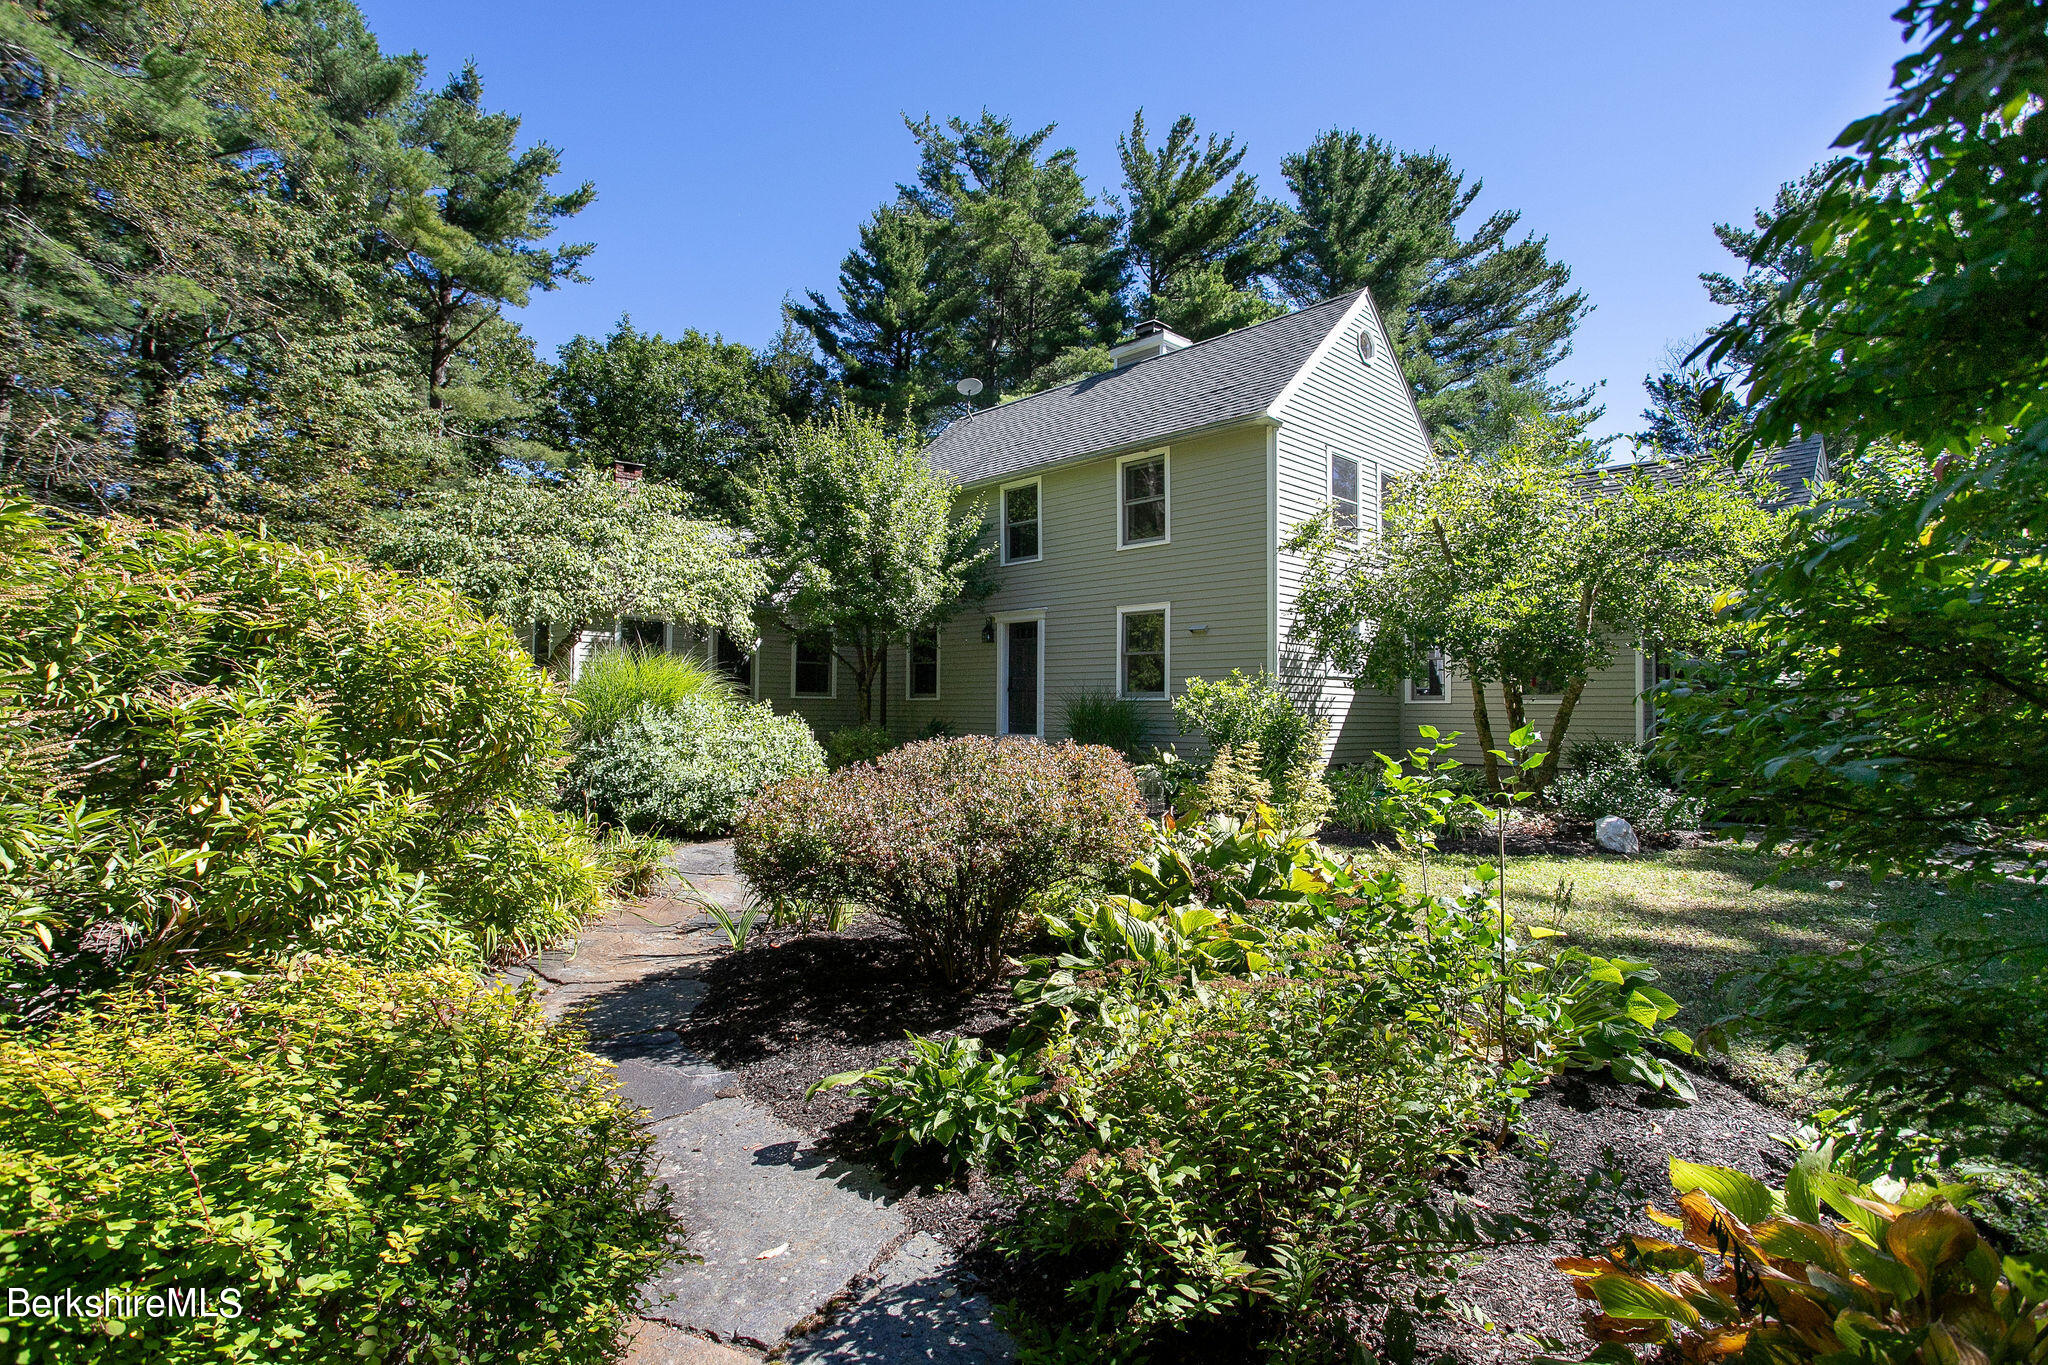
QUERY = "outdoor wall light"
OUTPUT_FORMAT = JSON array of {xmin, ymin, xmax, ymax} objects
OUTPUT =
[
  {"xmin": 981, "ymin": 617, "xmax": 996, "ymax": 643},
  {"xmin": 1185, "ymin": 623, "xmax": 1209, "ymax": 634}
]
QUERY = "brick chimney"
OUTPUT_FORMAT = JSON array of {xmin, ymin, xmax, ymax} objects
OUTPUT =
[{"xmin": 612, "ymin": 461, "xmax": 643, "ymax": 485}]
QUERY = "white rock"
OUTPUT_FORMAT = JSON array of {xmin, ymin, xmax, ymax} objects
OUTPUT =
[
  {"xmin": 1825, "ymin": 879, "xmax": 1847, "ymax": 891},
  {"xmin": 1594, "ymin": 815, "xmax": 1640, "ymax": 855}
]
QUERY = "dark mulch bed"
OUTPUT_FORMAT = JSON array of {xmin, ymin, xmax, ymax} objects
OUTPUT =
[
  {"xmin": 672, "ymin": 918, "xmax": 1025, "ymax": 1249},
  {"xmin": 1415, "ymin": 1069, "xmax": 1792, "ymax": 1363},
  {"xmin": 679, "ymin": 920, "xmax": 1796, "ymax": 1362}
]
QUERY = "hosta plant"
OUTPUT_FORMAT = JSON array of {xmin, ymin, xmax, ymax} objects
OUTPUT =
[
  {"xmin": 1549, "ymin": 1154, "xmax": 2048, "ymax": 1365},
  {"xmin": 809, "ymin": 1034, "xmax": 1039, "ymax": 1170},
  {"xmin": 1515, "ymin": 949, "xmax": 1698, "ymax": 1099},
  {"xmin": 1012, "ymin": 895, "xmax": 1276, "ymax": 1028}
]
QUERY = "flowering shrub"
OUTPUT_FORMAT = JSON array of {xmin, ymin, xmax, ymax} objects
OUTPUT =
[
  {"xmin": 1549, "ymin": 739, "xmax": 1701, "ymax": 832},
  {"xmin": 0, "ymin": 957, "xmax": 685, "ymax": 1363},
  {"xmin": 735, "ymin": 737, "xmax": 1145, "ymax": 985},
  {"xmin": 570, "ymin": 696, "xmax": 825, "ymax": 835}
]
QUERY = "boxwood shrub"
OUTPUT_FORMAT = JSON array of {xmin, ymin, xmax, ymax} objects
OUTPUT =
[
  {"xmin": 734, "ymin": 737, "xmax": 1145, "ymax": 986},
  {"xmin": 570, "ymin": 695, "xmax": 826, "ymax": 835},
  {"xmin": 0, "ymin": 956, "xmax": 685, "ymax": 1363}
]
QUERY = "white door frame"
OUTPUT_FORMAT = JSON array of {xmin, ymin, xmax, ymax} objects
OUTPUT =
[{"xmin": 993, "ymin": 609, "xmax": 1046, "ymax": 738}]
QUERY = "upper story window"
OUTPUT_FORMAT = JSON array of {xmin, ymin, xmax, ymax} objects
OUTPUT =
[
  {"xmin": 792, "ymin": 632, "xmax": 833, "ymax": 698},
  {"xmin": 908, "ymin": 626, "xmax": 940, "ymax": 699},
  {"xmin": 1380, "ymin": 470, "xmax": 1397, "ymax": 538},
  {"xmin": 1002, "ymin": 480, "xmax": 1041, "ymax": 564},
  {"xmin": 1330, "ymin": 453, "xmax": 1360, "ymax": 540},
  {"xmin": 1119, "ymin": 450, "xmax": 1168, "ymax": 548},
  {"xmin": 1409, "ymin": 646, "xmax": 1447, "ymax": 702}
]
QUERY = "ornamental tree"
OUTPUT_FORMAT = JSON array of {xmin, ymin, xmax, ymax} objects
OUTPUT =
[
  {"xmin": 1287, "ymin": 415, "xmax": 1784, "ymax": 792},
  {"xmin": 1662, "ymin": 0, "xmax": 2048, "ymax": 882},
  {"xmin": 368, "ymin": 469, "xmax": 764, "ymax": 671},
  {"xmin": 745, "ymin": 411, "xmax": 997, "ymax": 725}
]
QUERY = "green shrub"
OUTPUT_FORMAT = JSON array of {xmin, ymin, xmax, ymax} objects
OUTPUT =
[
  {"xmin": 1549, "ymin": 738, "xmax": 1700, "ymax": 831},
  {"xmin": 1063, "ymin": 689, "xmax": 1150, "ymax": 759},
  {"xmin": 811, "ymin": 1034, "xmax": 1039, "ymax": 1170},
  {"xmin": 0, "ymin": 956, "xmax": 685, "ymax": 1363},
  {"xmin": 1326, "ymin": 763, "xmax": 1390, "ymax": 833},
  {"xmin": 1546, "ymin": 1152, "xmax": 2043, "ymax": 1365},
  {"xmin": 594, "ymin": 827, "xmax": 674, "ymax": 898},
  {"xmin": 735, "ymin": 737, "xmax": 1146, "ymax": 986},
  {"xmin": 571, "ymin": 696, "xmax": 825, "ymax": 836},
  {"xmin": 0, "ymin": 505, "xmax": 597, "ymax": 979},
  {"xmin": 1722, "ymin": 921, "xmax": 2048, "ymax": 1174},
  {"xmin": 568, "ymin": 647, "xmax": 732, "ymax": 744},
  {"xmin": 1173, "ymin": 670, "xmax": 1327, "ymax": 791},
  {"xmin": 1008, "ymin": 974, "xmax": 1509, "ymax": 1360},
  {"xmin": 825, "ymin": 722, "xmax": 895, "ymax": 769}
]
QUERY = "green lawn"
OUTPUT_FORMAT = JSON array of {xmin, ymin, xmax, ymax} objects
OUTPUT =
[{"xmin": 1392, "ymin": 841, "xmax": 2047, "ymax": 1108}]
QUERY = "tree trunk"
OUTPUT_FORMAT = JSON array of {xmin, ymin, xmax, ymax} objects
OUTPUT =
[
  {"xmin": 1470, "ymin": 679, "xmax": 1501, "ymax": 792},
  {"xmin": 1533, "ymin": 674, "xmax": 1590, "ymax": 792},
  {"xmin": 427, "ymin": 283, "xmax": 453, "ymax": 409}
]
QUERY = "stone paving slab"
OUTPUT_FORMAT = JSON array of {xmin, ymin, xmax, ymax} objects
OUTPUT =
[
  {"xmin": 787, "ymin": 1233, "xmax": 1015, "ymax": 1364},
  {"xmin": 590, "ymin": 1034, "xmax": 742, "ymax": 1122},
  {"xmin": 641, "ymin": 1098, "xmax": 906, "ymax": 1350},
  {"xmin": 545, "ymin": 973, "xmax": 709, "ymax": 1036},
  {"xmin": 669, "ymin": 842, "xmax": 737, "ymax": 877},
  {"xmin": 625, "ymin": 1317, "xmax": 760, "ymax": 1364}
]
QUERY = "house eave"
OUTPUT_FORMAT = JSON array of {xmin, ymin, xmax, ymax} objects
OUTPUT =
[{"xmin": 943, "ymin": 413, "xmax": 1282, "ymax": 495}]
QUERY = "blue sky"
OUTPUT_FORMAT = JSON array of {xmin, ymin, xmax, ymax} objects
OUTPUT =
[{"xmin": 356, "ymin": 0, "xmax": 1904, "ymax": 447}]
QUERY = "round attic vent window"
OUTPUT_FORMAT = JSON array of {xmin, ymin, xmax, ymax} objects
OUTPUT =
[{"xmin": 1356, "ymin": 329, "xmax": 1376, "ymax": 364}]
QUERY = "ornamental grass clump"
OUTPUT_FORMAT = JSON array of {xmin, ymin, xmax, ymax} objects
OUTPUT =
[
  {"xmin": 735, "ymin": 737, "xmax": 1145, "ymax": 986},
  {"xmin": 0, "ymin": 956, "xmax": 686, "ymax": 1364}
]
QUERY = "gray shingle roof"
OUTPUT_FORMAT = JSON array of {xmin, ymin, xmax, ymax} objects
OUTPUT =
[
  {"xmin": 1578, "ymin": 436, "xmax": 1828, "ymax": 509},
  {"xmin": 924, "ymin": 290, "xmax": 1363, "ymax": 485}
]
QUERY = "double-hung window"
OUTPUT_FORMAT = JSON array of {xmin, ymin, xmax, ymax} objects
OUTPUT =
[
  {"xmin": 1119, "ymin": 605, "xmax": 1169, "ymax": 699},
  {"xmin": 1002, "ymin": 480, "xmax": 1041, "ymax": 564},
  {"xmin": 1331, "ymin": 453, "xmax": 1360, "ymax": 539},
  {"xmin": 792, "ymin": 632, "xmax": 833, "ymax": 698},
  {"xmin": 908, "ymin": 627, "xmax": 940, "ymax": 699},
  {"xmin": 1379, "ymin": 471, "xmax": 1397, "ymax": 538},
  {"xmin": 1409, "ymin": 646, "xmax": 1448, "ymax": 702},
  {"xmin": 1119, "ymin": 451, "xmax": 1168, "ymax": 548}
]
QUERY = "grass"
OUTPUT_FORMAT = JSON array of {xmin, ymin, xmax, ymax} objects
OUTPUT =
[
  {"xmin": 1392, "ymin": 840, "xmax": 2047, "ymax": 1108},
  {"xmin": 567, "ymin": 648, "xmax": 732, "ymax": 743}
]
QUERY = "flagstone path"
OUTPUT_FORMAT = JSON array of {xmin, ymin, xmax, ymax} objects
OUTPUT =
[{"xmin": 504, "ymin": 841, "xmax": 1015, "ymax": 1363}]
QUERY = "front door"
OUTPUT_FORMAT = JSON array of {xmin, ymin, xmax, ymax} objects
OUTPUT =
[{"xmin": 1004, "ymin": 619, "xmax": 1040, "ymax": 736}]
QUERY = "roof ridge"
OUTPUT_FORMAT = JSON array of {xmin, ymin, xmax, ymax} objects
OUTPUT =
[{"xmin": 942, "ymin": 288, "xmax": 1364, "ymax": 427}]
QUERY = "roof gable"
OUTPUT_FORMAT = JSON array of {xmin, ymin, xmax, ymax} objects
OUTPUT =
[{"xmin": 924, "ymin": 290, "xmax": 1366, "ymax": 486}]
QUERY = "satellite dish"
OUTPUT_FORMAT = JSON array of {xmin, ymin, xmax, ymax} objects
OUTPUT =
[{"xmin": 955, "ymin": 377, "xmax": 984, "ymax": 397}]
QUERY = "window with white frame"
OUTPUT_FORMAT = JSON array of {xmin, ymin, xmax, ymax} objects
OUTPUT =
[
  {"xmin": 1330, "ymin": 453, "xmax": 1360, "ymax": 539},
  {"xmin": 1380, "ymin": 470, "xmax": 1397, "ymax": 538},
  {"xmin": 1408, "ymin": 646, "xmax": 1448, "ymax": 701},
  {"xmin": 792, "ymin": 632, "xmax": 833, "ymax": 697},
  {"xmin": 1002, "ymin": 480, "xmax": 1041, "ymax": 563},
  {"xmin": 1119, "ymin": 451, "xmax": 1167, "ymax": 547},
  {"xmin": 1119, "ymin": 605, "xmax": 1168, "ymax": 698},
  {"xmin": 908, "ymin": 626, "xmax": 940, "ymax": 699},
  {"xmin": 713, "ymin": 627, "xmax": 754, "ymax": 696}
]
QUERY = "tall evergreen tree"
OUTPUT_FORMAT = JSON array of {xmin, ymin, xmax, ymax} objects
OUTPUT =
[
  {"xmin": 1117, "ymin": 111, "xmax": 1282, "ymax": 339},
  {"xmin": 395, "ymin": 63, "xmax": 593, "ymax": 410},
  {"xmin": 903, "ymin": 111, "xmax": 1124, "ymax": 404},
  {"xmin": 791, "ymin": 205, "xmax": 959, "ymax": 425},
  {"xmin": 1276, "ymin": 130, "xmax": 1590, "ymax": 437}
]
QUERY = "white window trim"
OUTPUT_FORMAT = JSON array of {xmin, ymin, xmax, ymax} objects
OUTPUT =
[
  {"xmin": 907, "ymin": 627, "xmax": 941, "ymax": 701},
  {"xmin": 993, "ymin": 609, "xmax": 1046, "ymax": 739},
  {"xmin": 1329, "ymin": 449, "xmax": 1362, "ymax": 541},
  {"xmin": 1116, "ymin": 448, "xmax": 1170, "ymax": 551},
  {"xmin": 1117, "ymin": 602, "xmax": 1171, "ymax": 701},
  {"xmin": 1000, "ymin": 476, "xmax": 1043, "ymax": 566},
  {"xmin": 1405, "ymin": 647, "xmax": 1450, "ymax": 704},
  {"xmin": 790, "ymin": 633, "xmax": 836, "ymax": 700},
  {"xmin": 710, "ymin": 627, "xmax": 758, "ymax": 698}
]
